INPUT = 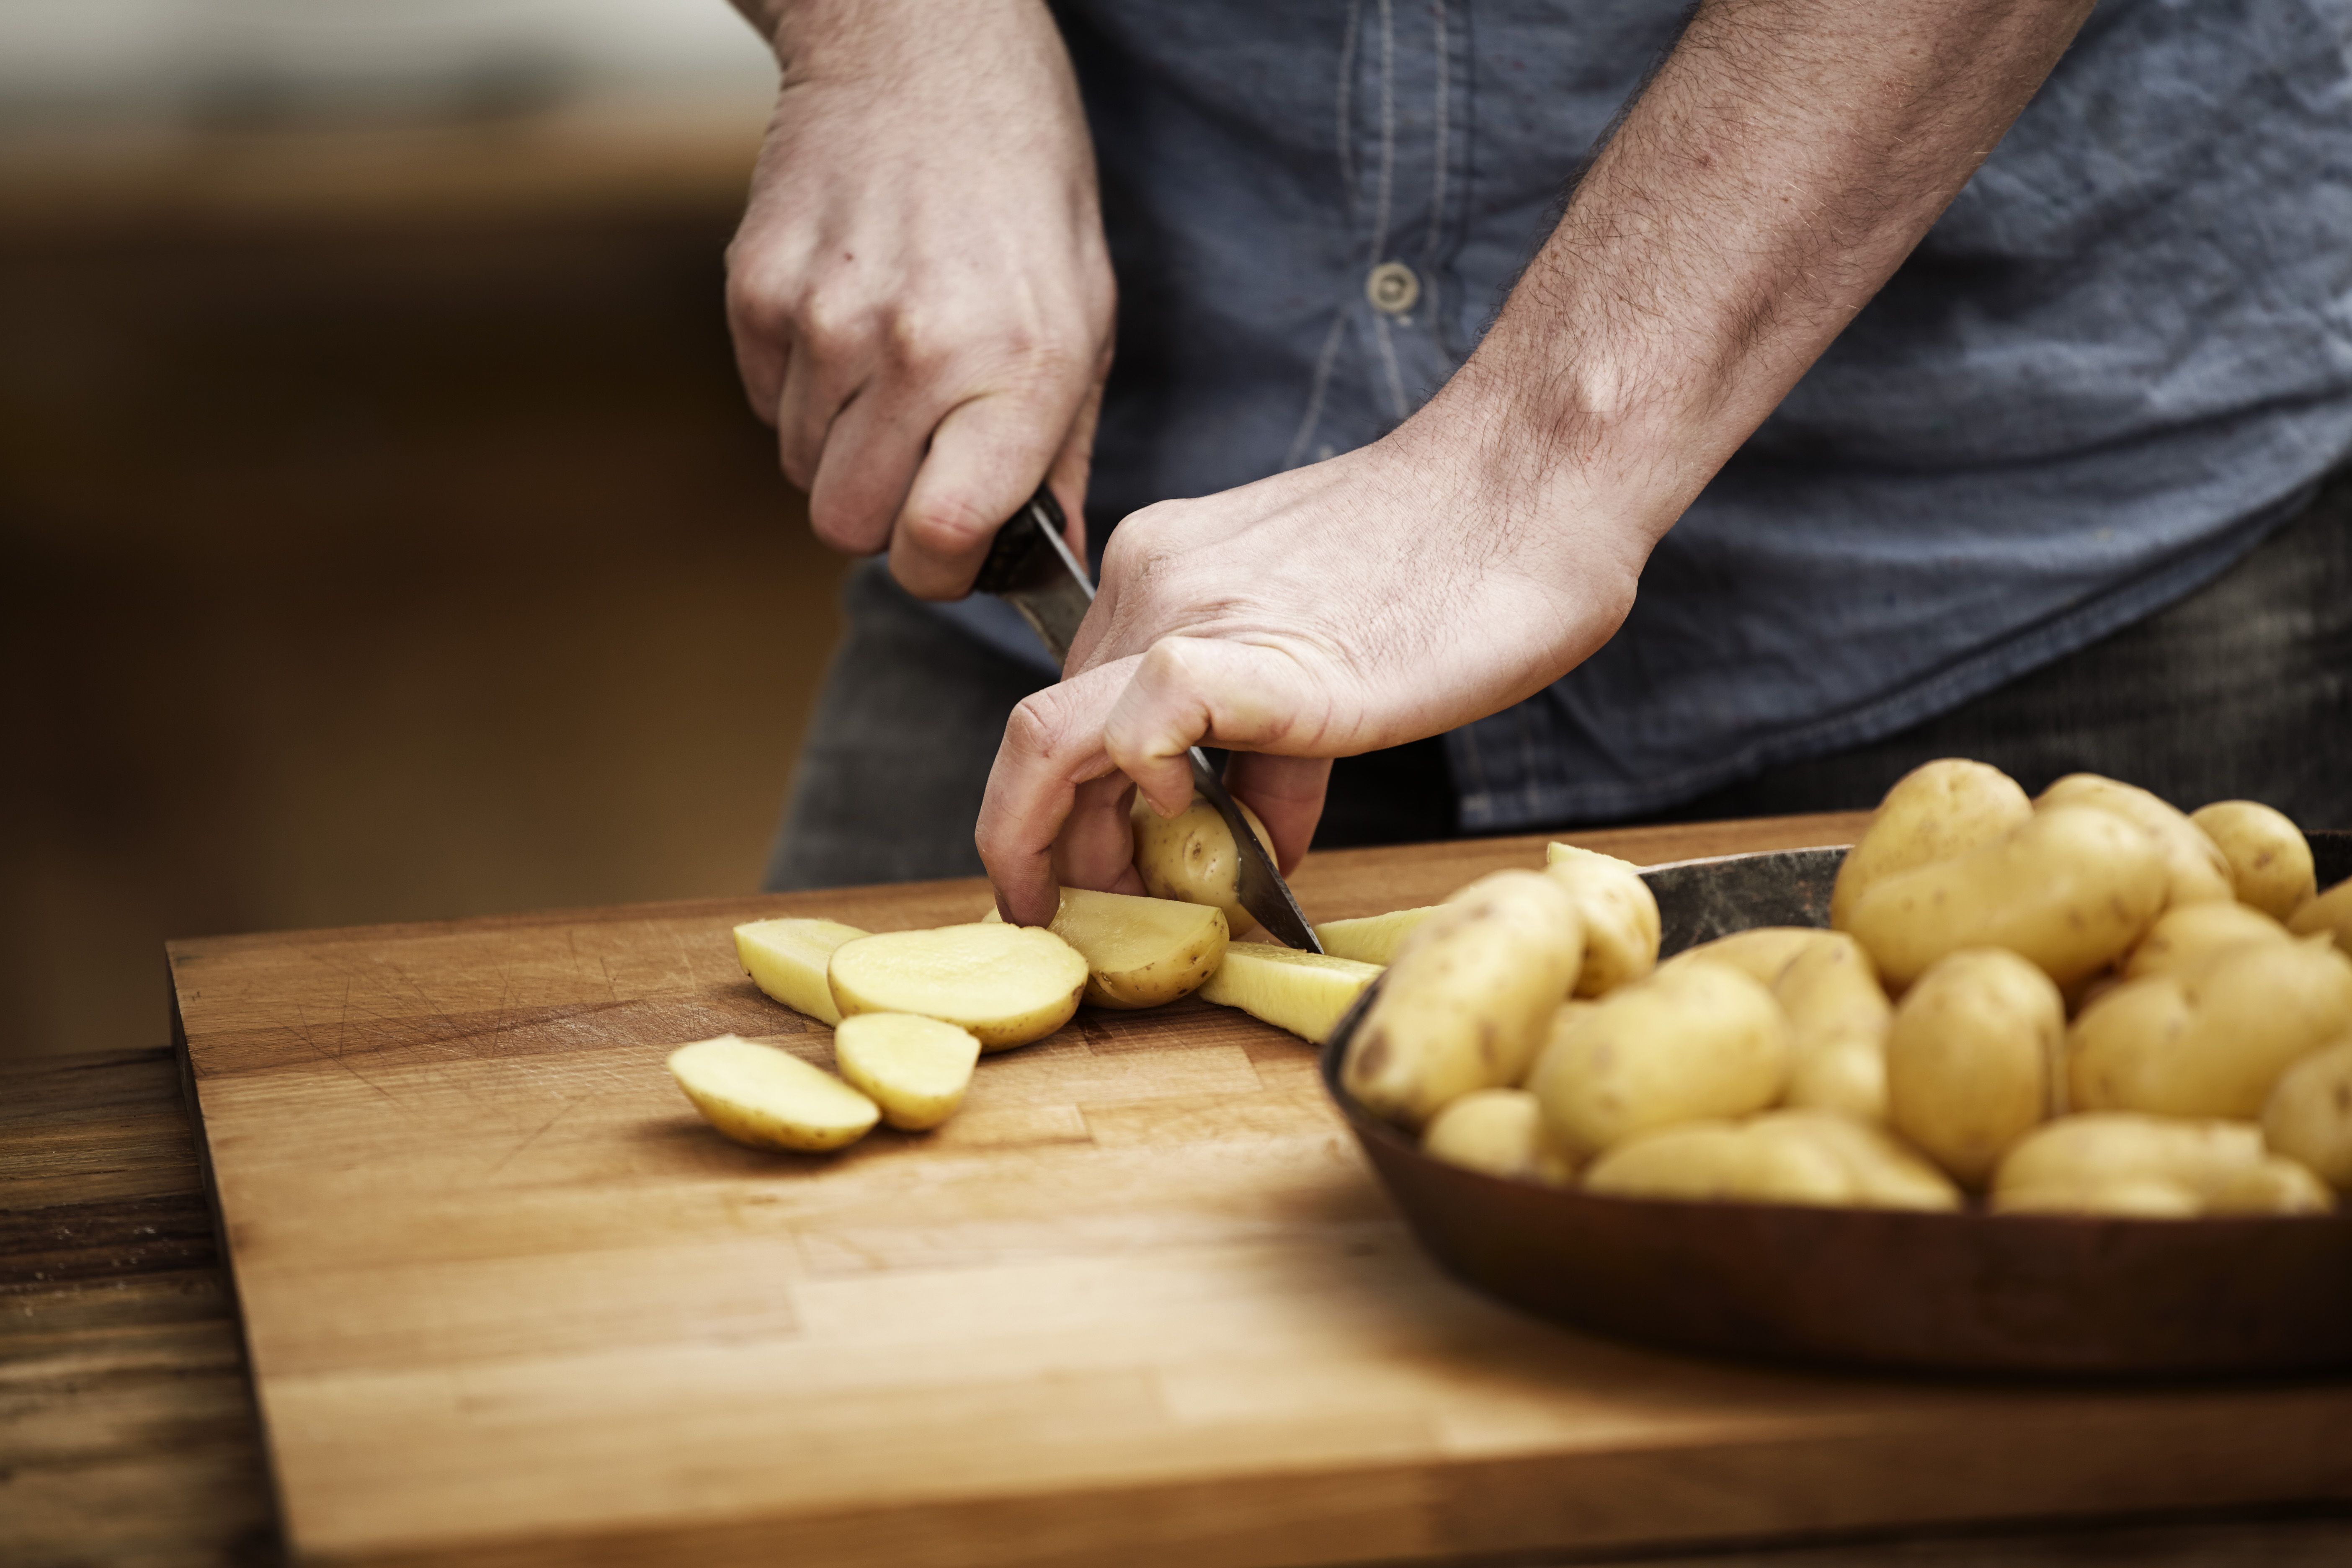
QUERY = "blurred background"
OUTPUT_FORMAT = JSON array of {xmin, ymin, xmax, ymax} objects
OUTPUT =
[{"xmin": 1, "ymin": 0, "xmax": 847, "ymax": 1068}]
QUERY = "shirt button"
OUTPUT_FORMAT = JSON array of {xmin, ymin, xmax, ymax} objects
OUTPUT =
[{"xmin": 1365, "ymin": 260, "xmax": 1420, "ymax": 316}]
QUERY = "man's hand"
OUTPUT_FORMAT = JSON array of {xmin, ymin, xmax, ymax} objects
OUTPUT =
[
  {"xmin": 725, "ymin": 0, "xmax": 1112, "ymax": 597},
  {"xmin": 977, "ymin": 0, "xmax": 2096, "ymax": 926}
]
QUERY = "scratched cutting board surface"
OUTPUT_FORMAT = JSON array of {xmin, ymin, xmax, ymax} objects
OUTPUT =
[{"xmin": 172, "ymin": 814, "xmax": 2352, "ymax": 1568}]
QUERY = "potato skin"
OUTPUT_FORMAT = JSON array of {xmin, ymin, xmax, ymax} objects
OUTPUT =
[
  {"xmin": 1886, "ymin": 949, "xmax": 2061, "ymax": 1186},
  {"xmin": 2261, "ymin": 1036, "xmax": 2352, "ymax": 1188},
  {"xmin": 2037, "ymin": 774, "xmax": 2234, "ymax": 910},
  {"xmin": 1830, "ymin": 758, "xmax": 2032, "ymax": 930},
  {"xmin": 1774, "ymin": 933, "xmax": 1893, "ymax": 1121},
  {"xmin": 1657, "ymin": 926, "xmax": 1832, "ymax": 987},
  {"xmin": 1129, "ymin": 792, "xmax": 1274, "ymax": 937},
  {"xmin": 2122, "ymin": 900, "xmax": 2290, "ymax": 981},
  {"xmin": 1993, "ymin": 1112, "xmax": 2331, "ymax": 1216},
  {"xmin": 2069, "ymin": 937, "xmax": 2352, "ymax": 1118},
  {"xmin": 1422, "ymin": 1089, "xmax": 1577, "ymax": 1184},
  {"xmin": 2190, "ymin": 800, "xmax": 2317, "ymax": 921},
  {"xmin": 1530, "ymin": 960, "xmax": 1791, "ymax": 1157},
  {"xmin": 1343, "ymin": 870, "xmax": 1584, "ymax": 1127},
  {"xmin": 1582, "ymin": 1119, "xmax": 1849, "ymax": 1206},
  {"xmin": 2290, "ymin": 877, "xmax": 2352, "ymax": 959},
  {"xmin": 1542, "ymin": 846, "xmax": 1662, "ymax": 996},
  {"xmin": 1844, "ymin": 805, "xmax": 2166, "ymax": 990}
]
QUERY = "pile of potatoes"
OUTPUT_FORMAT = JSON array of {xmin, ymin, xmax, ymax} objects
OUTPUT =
[{"xmin": 1346, "ymin": 760, "xmax": 2352, "ymax": 1218}]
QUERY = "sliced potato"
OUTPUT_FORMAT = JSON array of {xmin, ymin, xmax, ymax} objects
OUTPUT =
[
  {"xmin": 1130, "ymin": 791, "xmax": 1275, "ymax": 937},
  {"xmin": 1313, "ymin": 905, "xmax": 1440, "ymax": 966},
  {"xmin": 1530, "ymin": 959, "xmax": 1791, "ymax": 1157},
  {"xmin": 1830, "ymin": 758, "xmax": 2033, "ymax": 929},
  {"xmin": 2290, "ymin": 876, "xmax": 2352, "ymax": 958},
  {"xmin": 2261, "ymin": 1035, "xmax": 2352, "ymax": 1188},
  {"xmin": 668, "ymin": 1034, "xmax": 879, "ymax": 1153},
  {"xmin": 1543, "ymin": 844, "xmax": 1662, "ymax": 995},
  {"xmin": 2122, "ymin": 900, "xmax": 2290, "ymax": 981},
  {"xmin": 1198, "ymin": 941, "xmax": 1381, "ymax": 1045},
  {"xmin": 1343, "ymin": 870, "xmax": 1585, "ymax": 1127},
  {"xmin": 1844, "ymin": 804, "xmax": 2167, "ymax": 990},
  {"xmin": 832, "ymin": 1013, "xmax": 981, "ymax": 1131},
  {"xmin": 2037, "ymin": 773, "xmax": 2234, "ymax": 910},
  {"xmin": 1421, "ymin": 1088, "xmax": 1577, "ymax": 1184},
  {"xmin": 995, "ymin": 887, "xmax": 1229, "ymax": 1008},
  {"xmin": 828, "ymin": 924, "xmax": 1088, "ymax": 1051},
  {"xmin": 1885, "ymin": 948, "xmax": 2061, "ymax": 1186},
  {"xmin": 2069, "ymin": 936, "xmax": 2352, "ymax": 1118},
  {"xmin": 734, "ymin": 917, "xmax": 869, "ymax": 1026},
  {"xmin": 2190, "ymin": 800, "xmax": 2316, "ymax": 920}
]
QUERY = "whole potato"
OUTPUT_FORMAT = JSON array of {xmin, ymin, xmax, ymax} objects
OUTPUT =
[
  {"xmin": 2122, "ymin": 900, "xmax": 2290, "ymax": 981},
  {"xmin": 2262, "ymin": 1036, "xmax": 2352, "ymax": 1189},
  {"xmin": 1543, "ymin": 844, "xmax": 1662, "ymax": 996},
  {"xmin": 1886, "ymin": 948, "xmax": 2061, "ymax": 1186},
  {"xmin": 1657, "ymin": 926, "xmax": 1833, "ymax": 987},
  {"xmin": 1830, "ymin": 758, "xmax": 2032, "ymax": 929},
  {"xmin": 1422, "ymin": 1088, "xmax": 1578, "ymax": 1184},
  {"xmin": 2190, "ymin": 800, "xmax": 2317, "ymax": 920},
  {"xmin": 2037, "ymin": 774, "xmax": 2233, "ymax": 910},
  {"xmin": 1845, "ymin": 805, "xmax": 2166, "ymax": 990},
  {"xmin": 2207, "ymin": 1157, "xmax": 2336, "ymax": 1215},
  {"xmin": 1521, "ymin": 999, "xmax": 1598, "ymax": 1088},
  {"xmin": 1774, "ymin": 933, "xmax": 1892, "ymax": 1120},
  {"xmin": 1582, "ymin": 1119, "xmax": 1852, "ymax": 1206},
  {"xmin": 1129, "ymin": 792, "xmax": 1275, "ymax": 937},
  {"xmin": 1992, "ymin": 1112, "xmax": 2265, "ymax": 1215},
  {"xmin": 2290, "ymin": 876, "xmax": 2352, "ymax": 959},
  {"xmin": 1994, "ymin": 1177, "xmax": 2203, "ymax": 1219},
  {"xmin": 1343, "ymin": 870, "xmax": 1584, "ymax": 1127},
  {"xmin": 2069, "ymin": 937, "xmax": 2352, "ymax": 1118},
  {"xmin": 1762, "ymin": 1109, "xmax": 1961, "ymax": 1210},
  {"xmin": 1531, "ymin": 960, "xmax": 1791, "ymax": 1156}
]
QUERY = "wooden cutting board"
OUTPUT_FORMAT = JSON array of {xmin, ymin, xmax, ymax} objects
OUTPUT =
[{"xmin": 172, "ymin": 813, "xmax": 2352, "ymax": 1568}]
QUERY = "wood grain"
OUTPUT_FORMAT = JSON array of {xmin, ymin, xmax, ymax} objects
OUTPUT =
[{"xmin": 164, "ymin": 815, "xmax": 2352, "ymax": 1566}]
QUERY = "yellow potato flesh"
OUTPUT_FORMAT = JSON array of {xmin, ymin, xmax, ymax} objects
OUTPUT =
[
  {"xmin": 1543, "ymin": 844, "xmax": 1662, "ymax": 995},
  {"xmin": 2263, "ymin": 1036, "xmax": 2352, "ymax": 1188},
  {"xmin": 2190, "ymin": 799, "xmax": 2316, "ymax": 920},
  {"xmin": 1314, "ymin": 906, "xmax": 1439, "ymax": 965},
  {"xmin": 1830, "ymin": 758, "xmax": 2033, "ymax": 929},
  {"xmin": 828, "ymin": 924, "xmax": 1087, "ymax": 1051},
  {"xmin": 833, "ymin": 1013, "xmax": 980, "ymax": 1131},
  {"xmin": 2038, "ymin": 773, "xmax": 2234, "ymax": 910},
  {"xmin": 1130, "ymin": 792, "xmax": 1274, "ymax": 937},
  {"xmin": 1198, "ymin": 941, "xmax": 1380, "ymax": 1045},
  {"xmin": 734, "ymin": 917, "xmax": 869, "ymax": 1026},
  {"xmin": 1421, "ymin": 1088, "xmax": 1576, "ymax": 1184},
  {"xmin": 997, "ymin": 887, "xmax": 1230, "ymax": 1008},
  {"xmin": 2290, "ymin": 877, "xmax": 2352, "ymax": 959},
  {"xmin": 668, "ymin": 1034, "xmax": 878, "ymax": 1153}
]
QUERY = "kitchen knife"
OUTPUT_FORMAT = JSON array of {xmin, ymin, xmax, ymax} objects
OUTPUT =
[{"xmin": 974, "ymin": 487, "xmax": 1324, "ymax": 953}]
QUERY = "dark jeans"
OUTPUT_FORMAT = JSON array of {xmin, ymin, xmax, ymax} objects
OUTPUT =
[{"xmin": 766, "ymin": 475, "xmax": 2352, "ymax": 890}]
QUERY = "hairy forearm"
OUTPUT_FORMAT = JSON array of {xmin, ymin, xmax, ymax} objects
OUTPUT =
[{"xmin": 1454, "ymin": 0, "xmax": 2095, "ymax": 539}]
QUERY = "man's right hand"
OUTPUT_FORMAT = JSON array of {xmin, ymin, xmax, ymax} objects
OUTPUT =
[{"xmin": 725, "ymin": 0, "xmax": 1113, "ymax": 599}]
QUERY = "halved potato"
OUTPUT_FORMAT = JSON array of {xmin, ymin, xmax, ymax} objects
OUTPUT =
[
  {"xmin": 1314, "ymin": 906, "xmax": 1439, "ymax": 966},
  {"xmin": 668, "ymin": 1034, "xmax": 879, "ymax": 1153},
  {"xmin": 734, "ymin": 917, "xmax": 869, "ymax": 1026},
  {"xmin": 1130, "ymin": 791, "xmax": 1275, "ymax": 936},
  {"xmin": 828, "ymin": 924, "xmax": 1088, "ymax": 1051},
  {"xmin": 1198, "ymin": 941, "xmax": 1381, "ymax": 1045},
  {"xmin": 833, "ymin": 1013, "xmax": 981, "ymax": 1131},
  {"xmin": 989, "ymin": 888, "xmax": 1229, "ymax": 1008}
]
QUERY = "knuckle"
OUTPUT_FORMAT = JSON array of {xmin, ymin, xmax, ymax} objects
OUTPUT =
[
  {"xmin": 900, "ymin": 490, "xmax": 996, "ymax": 554},
  {"xmin": 1004, "ymin": 692, "xmax": 1072, "ymax": 764}
]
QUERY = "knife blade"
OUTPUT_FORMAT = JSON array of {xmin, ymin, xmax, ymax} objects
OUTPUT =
[{"xmin": 974, "ymin": 487, "xmax": 1323, "ymax": 953}]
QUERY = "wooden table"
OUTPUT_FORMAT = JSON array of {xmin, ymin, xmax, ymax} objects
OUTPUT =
[{"xmin": 10, "ymin": 814, "xmax": 2352, "ymax": 1568}]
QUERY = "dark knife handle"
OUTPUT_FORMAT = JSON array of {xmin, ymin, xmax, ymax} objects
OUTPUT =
[{"xmin": 973, "ymin": 486, "xmax": 1081, "ymax": 598}]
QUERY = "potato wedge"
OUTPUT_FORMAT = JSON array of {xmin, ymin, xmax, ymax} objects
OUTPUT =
[
  {"xmin": 1830, "ymin": 758, "xmax": 2032, "ymax": 929},
  {"xmin": 2122, "ymin": 900, "xmax": 2290, "ymax": 981},
  {"xmin": 1543, "ymin": 844, "xmax": 1662, "ymax": 995},
  {"xmin": 1774, "ymin": 932, "xmax": 1892, "ymax": 1121},
  {"xmin": 668, "ymin": 1034, "xmax": 879, "ymax": 1153},
  {"xmin": 1530, "ymin": 959, "xmax": 1791, "ymax": 1157},
  {"xmin": 1199, "ymin": 942, "xmax": 1381, "ymax": 1044},
  {"xmin": 1844, "ymin": 804, "xmax": 2167, "ymax": 990},
  {"xmin": 988, "ymin": 888, "xmax": 1228, "ymax": 1008},
  {"xmin": 2038, "ymin": 773, "xmax": 2233, "ymax": 910},
  {"xmin": 1422, "ymin": 1088, "xmax": 1577, "ymax": 1184},
  {"xmin": 2190, "ymin": 800, "xmax": 2317, "ymax": 920},
  {"xmin": 2290, "ymin": 876, "xmax": 2352, "ymax": 959},
  {"xmin": 734, "ymin": 917, "xmax": 869, "ymax": 1026},
  {"xmin": 1886, "ymin": 948, "xmax": 2061, "ymax": 1186},
  {"xmin": 1344, "ymin": 870, "xmax": 1585, "ymax": 1127},
  {"xmin": 2069, "ymin": 936, "xmax": 2352, "ymax": 1118},
  {"xmin": 828, "ymin": 924, "xmax": 1088, "ymax": 1051},
  {"xmin": 832, "ymin": 1013, "xmax": 980, "ymax": 1131},
  {"xmin": 1313, "ymin": 905, "xmax": 1440, "ymax": 965},
  {"xmin": 1130, "ymin": 791, "xmax": 1275, "ymax": 937},
  {"xmin": 2263, "ymin": 1036, "xmax": 2352, "ymax": 1188}
]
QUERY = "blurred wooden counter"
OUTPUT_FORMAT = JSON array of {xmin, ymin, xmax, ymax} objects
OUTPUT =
[{"xmin": 10, "ymin": 815, "xmax": 2352, "ymax": 1567}]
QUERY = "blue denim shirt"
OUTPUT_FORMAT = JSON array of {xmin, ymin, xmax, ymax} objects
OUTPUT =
[{"xmin": 940, "ymin": 0, "xmax": 2352, "ymax": 828}]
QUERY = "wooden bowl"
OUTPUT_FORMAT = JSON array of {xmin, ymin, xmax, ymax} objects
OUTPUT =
[{"xmin": 1320, "ymin": 833, "xmax": 2352, "ymax": 1377}]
